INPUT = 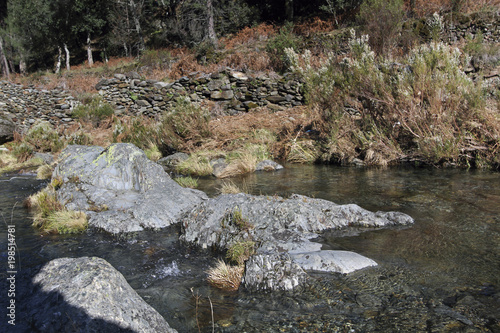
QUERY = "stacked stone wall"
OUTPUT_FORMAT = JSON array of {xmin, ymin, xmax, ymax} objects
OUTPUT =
[{"xmin": 95, "ymin": 69, "xmax": 305, "ymax": 118}]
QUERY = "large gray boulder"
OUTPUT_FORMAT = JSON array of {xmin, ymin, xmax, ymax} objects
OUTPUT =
[
  {"xmin": 53, "ymin": 143, "xmax": 207, "ymax": 233},
  {"xmin": 0, "ymin": 114, "xmax": 15, "ymax": 144},
  {"xmin": 30, "ymin": 257, "xmax": 177, "ymax": 332},
  {"xmin": 180, "ymin": 193, "xmax": 413, "ymax": 291}
]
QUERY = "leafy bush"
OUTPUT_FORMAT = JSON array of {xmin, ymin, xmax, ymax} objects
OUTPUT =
[
  {"xmin": 72, "ymin": 97, "xmax": 114, "ymax": 127},
  {"xmin": 266, "ymin": 22, "xmax": 302, "ymax": 72}
]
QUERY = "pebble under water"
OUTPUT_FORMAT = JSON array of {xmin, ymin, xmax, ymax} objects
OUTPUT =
[{"xmin": 1, "ymin": 165, "xmax": 499, "ymax": 332}]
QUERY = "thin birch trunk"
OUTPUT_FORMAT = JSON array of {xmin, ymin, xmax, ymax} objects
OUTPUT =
[
  {"xmin": 55, "ymin": 46, "xmax": 62, "ymax": 74},
  {"xmin": 64, "ymin": 43, "xmax": 70, "ymax": 71},
  {"xmin": 207, "ymin": 0, "xmax": 217, "ymax": 47},
  {"xmin": 87, "ymin": 33, "xmax": 94, "ymax": 67},
  {"xmin": 0, "ymin": 37, "xmax": 10, "ymax": 79}
]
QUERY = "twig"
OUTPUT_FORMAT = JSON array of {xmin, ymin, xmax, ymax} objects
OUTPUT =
[{"xmin": 208, "ymin": 296, "xmax": 214, "ymax": 333}]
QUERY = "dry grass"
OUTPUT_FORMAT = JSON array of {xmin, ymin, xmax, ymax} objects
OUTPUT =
[
  {"xmin": 409, "ymin": 0, "xmax": 500, "ymax": 16},
  {"xmin": 36, "ymin": 164, "xmax": 54, "ymax": 180},
  {"xmin": 217, "ymin": 180, "xmax": 248, "ymax": 194},
  {"xmin": 206, "ymin": 259, "xmax": 244, "ymax": 291}
]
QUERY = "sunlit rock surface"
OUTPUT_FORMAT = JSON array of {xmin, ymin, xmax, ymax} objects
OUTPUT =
[{"xmin": 30, "ymin": 257, "xmax": 177, "ymax": 332}]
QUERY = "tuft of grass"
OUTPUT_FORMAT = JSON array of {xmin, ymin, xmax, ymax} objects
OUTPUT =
[
  {"xmin": 176, "ymin": 151, "xmax": 223, "ymax": 176},
  {"xmin": 39, "ymin": 210, "xmax": 88, "ymax": 234},
  {"xmin": 36, "ymin": 164, "xmax": 54, "ymax": 180},
  {"xmin": 27, "ymin": 182, "xmax": 87, "ymax": 234},
  {"xmin": 0, "ymin": 154, "xmax": 44, "ymax": 176},
  {"xmin": 226, "ymin": 240, "xmax": 255, "ymax": 266},
  {"xmin": 286, "ymin": 140, "xmax": 319, "ymax": 164},
  {"xmin": 173, "ymin": 176, "xmax": 198, "ymax": 188},
  {"xmin": 12, "ymin": 121, "xmax": 63, "ymax": 161},
  {"xmin": 217, "ymin": 180, "xmax": 248, "ymax": 194},
  {"xmin": 144, "ymin": 142, "xmax": 162, "ymax": 161},
  {"xmin": 206, "ymin": 259, "xmax": 244, "ymax": 291}
]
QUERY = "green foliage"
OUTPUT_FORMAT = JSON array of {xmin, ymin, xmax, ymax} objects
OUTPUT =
[
  {"xmin": 112, "ymin": 116, "xmax": 158, "ymax": 150},
  {"xmin": 266, "ymin": 22, "xmax": 302, "ymax": 72},
  {"xmin": 357, "ymin": 0, "xmax": 404, "ymax": 55},
  {"xmin": 194, "ymin": 40, "xmax": 222, "ymax": 64},
  {"xmin": 72, "ymin": 97, "xmax": 114, "ymax": 127},
  {"xmin": 12, "ymin": 121, "xmax": 63, "ymax": 162},
  {"xmin": 176, "ymin": 151, "xmax": 218, "ymax": 176},
  {"xmin": 226, "ymin": 240, "xmax": 255, "ymax": 265}
]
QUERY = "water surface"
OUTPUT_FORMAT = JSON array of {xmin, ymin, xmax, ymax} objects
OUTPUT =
[{"xmin": 1, "ymin": 165, "xmax": 499, "ymax": 332}]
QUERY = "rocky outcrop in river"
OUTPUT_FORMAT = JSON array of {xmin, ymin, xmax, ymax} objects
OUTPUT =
[
  {"xmin": 180, "ymin": 193, "xmax": 414, "ymax": 291},
  {"xmin": 29, "ymin": 257, "xmax": 177, "ymax": 332},
  {"xmin": 53, "ymin": 143, "xmax": 207, "ymax": 233},
  {"xmin": 50, "ymin": 144, "xmax": 414, "ymax": 292}
]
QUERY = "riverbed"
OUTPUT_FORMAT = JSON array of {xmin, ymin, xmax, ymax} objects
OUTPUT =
[{"xmin": 1, "ymin": 165, "xmax": 499, "ymax": 332}]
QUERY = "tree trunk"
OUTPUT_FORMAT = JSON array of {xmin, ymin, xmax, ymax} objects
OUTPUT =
[
  {"xmin": 64, "ymin": 43, "xmax": 70, "ymax": 71},
  {"xmin": 129, "ymin": 0, "xmax": 145, "ymax": 52},
  {"xmin": 0, "ymin": 36, "xmax": 10, "ymax": 79},
  {"xmin": 55, "ymin": 46, "xmax": 62, "ymax": 74},
  {"xmin": 207, "ymin": 0, "xmax": 218, "ymax": 47},
  {"xmin": 19, "ymin": 59, "xmax": 26, "ymax": 75},
  {"xmin": 285, "ymin": 0, "xmax": 293, "ymax": 22},
  {"xmin": 87, "ymin": 33, "xmax": 94, "ymax": 67}
]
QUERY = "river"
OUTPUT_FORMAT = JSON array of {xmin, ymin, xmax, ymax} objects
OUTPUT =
[{"xmin": 1, "ymin": 165, "xmax": 499, "ymax": 332}]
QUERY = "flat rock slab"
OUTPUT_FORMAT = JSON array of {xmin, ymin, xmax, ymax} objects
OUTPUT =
[
  {"xmin": 291, "ymin": 250, "xmax": 378, "ymax": 274},
  {"xmin": 30, "ymin": 257, "xmax": 177, "ymax": 332},
  {"xmin": 53, "ymin": 143, "xmax": 207, "ymax": 233}
]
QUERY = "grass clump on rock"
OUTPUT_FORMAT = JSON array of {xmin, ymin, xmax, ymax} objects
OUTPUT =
[
  {"xmin": 26, "ymin": 180, "xmax": 87, "ymax": 234},
  {"xmin": 206, "ymin": 259, "xmax": 244, "ymax": 291}
]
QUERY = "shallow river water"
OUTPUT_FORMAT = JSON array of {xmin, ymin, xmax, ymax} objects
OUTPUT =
[{"xmin": 1, "ymin": 165, "xmax": 499, "ymax": 332}]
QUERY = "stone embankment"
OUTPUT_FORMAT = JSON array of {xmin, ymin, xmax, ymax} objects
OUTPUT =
[
  {"xmin": 0, "ymin": 80, "xmax": 77, "ymax": 132},
  {"xmin": 95, "ymin": 69, "xmax": 305, "ymax": 117}
]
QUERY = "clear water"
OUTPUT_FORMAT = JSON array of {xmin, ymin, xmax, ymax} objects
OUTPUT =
[{"xmin": 1, "ymin": 165, "xmax": 499, "ymax": 332}]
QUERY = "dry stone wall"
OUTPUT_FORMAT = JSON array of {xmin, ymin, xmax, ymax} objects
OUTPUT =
[
  {"xmin": 96, "ymin": 69, "xmax": 305, "ymax": 117},
  {"xmin": 0, "ymin": 81, "xmax": 78, "ymax": 132}
]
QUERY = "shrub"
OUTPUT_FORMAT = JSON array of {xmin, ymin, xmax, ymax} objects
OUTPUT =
[
  {"xmin": 72, "ymin": 97, "xmax": 114, "ymax": 127},
  {"xmin": 158, "ymin": 97, "xmax": 211, "ymax": 151},
  {"xmin": 19, "ymin": 121, "xmax": 63, "ymax": 156},
  {"xmin": 266, "ymin": 22, "xmax": 302, "ymax": 72},
  {"xmin": 286, "ymin": 30, "xmax": 498, "ymax": 167},
  {"xmin": 67, "ymin": 130, "xmax": 93, "ymax": 146},
  {"xmin": 113, "ymin": 116, "xmax": 158, "ymax": 150},
  {"xmin": 206, "ymin": 259, "xmax": 244, "ymax": 291},
  {"xmin": 357, "ymin": 0, "xmax": 405, "ymax": 55}
]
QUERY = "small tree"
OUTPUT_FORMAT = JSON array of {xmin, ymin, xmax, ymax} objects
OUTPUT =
[{"xmin": 357, "ymin": 0, "xmax": 404, "ymax": 55}]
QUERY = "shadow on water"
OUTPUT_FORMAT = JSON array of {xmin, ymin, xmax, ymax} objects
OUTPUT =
[{"xmin": 1, "ymin": 166, "xmax": 500, "ymax": 332}]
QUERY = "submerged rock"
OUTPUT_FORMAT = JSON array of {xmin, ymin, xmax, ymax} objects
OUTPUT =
[
  {"xmin": 30, "ymin": 257, "xmax": 177, "ymax": 332},
  {"xmin": 53, "ymin": 143, "xmax": 207, "ymax": 233},
  {"xmin": 290, "ymin": 250, "xmax": 378, "ymax": 274},
  {"xmin": 180, "ymin": 193, "xmax": 413, "ymax": 291}
]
